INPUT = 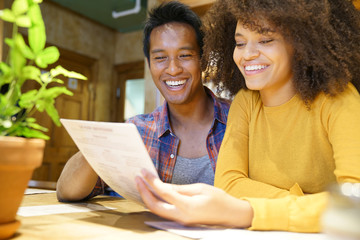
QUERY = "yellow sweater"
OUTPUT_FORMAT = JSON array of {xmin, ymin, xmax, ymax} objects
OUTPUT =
[{"xmin": 214, "ymin": 83, "xmax": 360, "ymax": 232}]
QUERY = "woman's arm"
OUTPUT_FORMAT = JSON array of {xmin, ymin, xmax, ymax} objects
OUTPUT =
[{"xmin": 136, "ymin": 169, "xmax": 254, "ymax": 228}]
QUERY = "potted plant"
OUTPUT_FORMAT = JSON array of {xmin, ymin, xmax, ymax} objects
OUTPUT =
[{"xmin": 0, "ymin": 0, "xmax": 86, "ymax": 238}]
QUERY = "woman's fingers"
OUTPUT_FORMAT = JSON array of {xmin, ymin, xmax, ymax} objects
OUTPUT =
[
  {"xmin": 135, "ymin": 176, "xmax": 179, "ymax": 221},
  {"xmin": 172, "ymin": 183, "xmax": 210, "ymax": 196},
  {"xmin": 140, "ymin": 169, "xmax": 193, "ymax": 209}
]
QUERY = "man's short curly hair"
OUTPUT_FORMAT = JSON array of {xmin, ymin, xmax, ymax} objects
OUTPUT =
[
  {"xmin": 143, "ymin": 1, "xmax": 204, "ymax": 64},
  {"xmin": 201, "ymin": 0, "xmax": 360, "ymax": 104}
]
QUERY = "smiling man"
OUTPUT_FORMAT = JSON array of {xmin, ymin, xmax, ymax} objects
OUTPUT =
[{"xmin": 56, "ymin": 1, "xmax": 230, "ymax": 202}]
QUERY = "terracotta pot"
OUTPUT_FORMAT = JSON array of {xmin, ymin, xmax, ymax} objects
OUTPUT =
[{"xmin": 0, "ymin": 136, "xmax": 45, "ymax": 239}]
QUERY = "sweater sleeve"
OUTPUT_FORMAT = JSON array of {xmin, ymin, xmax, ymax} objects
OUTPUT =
[
  {"xmin": 323, "ymin": 84, "xmax": 360, "ymax": 184},
  {"xmin": 244, "ymin": 192, "xmax": 329, "ymax": 232},
  {"xmin": 215, "ymin": 90, "xmax": 293, "ymax": 199}
]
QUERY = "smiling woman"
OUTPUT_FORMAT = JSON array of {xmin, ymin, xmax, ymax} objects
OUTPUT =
[
  {"xmin": 233, "ymin": 23, "xmax": 294, "ymax": 106},
  {"xmin": 136, "ymin": 0, "xmax": 360, "ymax": 234}
]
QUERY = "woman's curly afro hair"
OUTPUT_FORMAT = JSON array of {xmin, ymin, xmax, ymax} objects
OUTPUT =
[{"xmin": 201, "ymin": 0, "xmax": 360, "ymax": 104}]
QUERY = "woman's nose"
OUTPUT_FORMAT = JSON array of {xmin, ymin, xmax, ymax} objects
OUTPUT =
[{"xmin": 243, "ymin": 42, "xmax": 260, "ymax": 60}]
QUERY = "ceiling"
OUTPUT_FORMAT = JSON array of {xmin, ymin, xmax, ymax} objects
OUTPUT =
[{"xmin": 49, "ymin": 0, "xmax": 148, "ymax": 33}]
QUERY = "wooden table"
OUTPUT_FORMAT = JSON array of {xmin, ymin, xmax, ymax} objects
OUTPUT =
[{"xmin": 11, "ymin": 192, "xmax": 187, "ymax": 240}]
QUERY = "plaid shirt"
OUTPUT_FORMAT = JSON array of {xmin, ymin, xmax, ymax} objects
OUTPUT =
[{"xmin": 87, "ymin": 87, "xmax": 230, "ymax": 198}]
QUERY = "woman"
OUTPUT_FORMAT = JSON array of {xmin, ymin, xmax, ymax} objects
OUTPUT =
[{"xmin": 136, "ymin": 0, "xmax": 360, "ymax": 233}]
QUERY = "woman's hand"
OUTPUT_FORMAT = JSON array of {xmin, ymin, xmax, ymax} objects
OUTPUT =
[{"xmin": 135, "ymin": 169, "xmax": 254, "ymax": 228}]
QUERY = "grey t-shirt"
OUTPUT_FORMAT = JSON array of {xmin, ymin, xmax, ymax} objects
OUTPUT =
[{"xmin": 171, "ymin": 155, "xmax": 214, "ymax": 185}]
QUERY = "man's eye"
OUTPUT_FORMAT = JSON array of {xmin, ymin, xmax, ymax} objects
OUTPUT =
[
  {"xmin": 180, "ymin": 54, "xmax": 192, "ymax": 59},
  {"xmin": 154, "ymin": 56, "xmax": 167, "ymax": 61}
]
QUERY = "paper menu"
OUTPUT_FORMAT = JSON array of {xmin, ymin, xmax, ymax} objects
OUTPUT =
[{"xmin": 60, "ymin": 118, "xmax": 160, "ymax": 206}]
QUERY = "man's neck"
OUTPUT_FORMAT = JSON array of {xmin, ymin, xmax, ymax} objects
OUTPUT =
[{"xmin": 168, "ymin": 88, "xmax": 214, "ymax": 130}]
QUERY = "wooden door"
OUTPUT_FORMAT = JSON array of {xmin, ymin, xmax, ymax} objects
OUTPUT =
[
  {"xmin": 112, "ymin": 61, "xmax": 144, "ymax": 122},
  {"xmin": 30, "ymin": 49, "xmax": 96, "ymax": 182}
]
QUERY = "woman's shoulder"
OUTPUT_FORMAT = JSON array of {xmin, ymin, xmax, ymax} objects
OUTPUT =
[
  {"xmin": 319, "ymin": 83, "xmax": 360, "ymax": 105},
  {"xmin": 233, "ymin": 89, "xmax": 261, "ymax": 105},
  {"xmin": 313, "ymin": 82, "xmax": 360, "ymax": 115}
]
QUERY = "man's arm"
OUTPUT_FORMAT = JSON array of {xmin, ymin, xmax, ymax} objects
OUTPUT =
[{"xmin": 56, "ymin": 151, "xmax": 99, "ymax": 201}]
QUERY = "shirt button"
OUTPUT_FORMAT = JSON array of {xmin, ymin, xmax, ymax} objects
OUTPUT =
[{"xmin": 170, "ymin": 154, "xmax": 175, "ymax": 159}]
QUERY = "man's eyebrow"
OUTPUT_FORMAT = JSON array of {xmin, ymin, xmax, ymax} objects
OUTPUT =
[
  {"xmin": 151, "ymin": 46, "xmax": 197, "ymax": 54},
  {"xmin": 180, "ymin": 46, "xmax": 196, "ymax": 51},
  {"xmin": 151, "ymin": 49, "xmax": 165, "ymax": 54}
]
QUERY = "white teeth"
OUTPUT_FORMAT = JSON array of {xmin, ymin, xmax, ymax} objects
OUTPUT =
[
  {"xmin": 166, "ymin": 80, "xmax": 186, "ymax": 87},
  {"xmin": 245, "ymin": 65, "xmax": 267, "ymax": 71}
]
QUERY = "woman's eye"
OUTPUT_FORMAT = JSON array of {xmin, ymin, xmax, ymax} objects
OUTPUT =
[
  {"xmin": 260, "ymin": 39, "xmax": 273, "ymax": 44},
  {"xmin": 235, "ymin": 43, "xmax": 246, "ymax": 48}
]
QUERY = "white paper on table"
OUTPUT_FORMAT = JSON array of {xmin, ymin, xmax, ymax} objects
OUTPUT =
[
  {"xmin": 60, "ymin": 119, "xmax": 160, "ymax": 206},
  {"xmin": 24, "ymin": 188, "xmax": 56, "ymax": 195},
  {"xmin": 17, "ymin": 203, "xmax": 116, "ymax": 217},
  {"xmin": 145, "ymin": 221, "xmax": 328, "ymax": 240}
]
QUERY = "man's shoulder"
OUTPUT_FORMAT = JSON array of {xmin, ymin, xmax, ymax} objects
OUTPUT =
[
  {"xmin": 126, "ymin": 106, "xmax": 162, "ymax": 130},
  {"xmin": 215, "ymin": 96, "xmax": 231, "ymax": 109}
]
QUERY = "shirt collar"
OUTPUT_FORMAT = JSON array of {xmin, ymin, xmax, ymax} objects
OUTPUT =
[
  {"xmin": 157, "ymin": 101, "xmax": 172, "ymax": 138},
  {"xmin": 156, "ymin": 86, "xmax": 229, "ymax": 138},
  {"xmin": 206, "ymin": 86, "xmax": 228, "ymax": 126}
]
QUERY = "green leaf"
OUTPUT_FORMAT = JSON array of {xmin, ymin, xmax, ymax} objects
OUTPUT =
[
  {"xmin": 45, "ymin": 104, "xmax": 61, "ymax": 126},
  {"xmin": 27, "ymin": 121, "xmax": 48, "ymax": 132},
  {"xmin": 36, "ymin": 46, "xmax": 60, "ymax": 66},
  {"xmin": 0, "ymin": 95, "xmax": 21, "ymax": 116},
  {"xmin": 25, "ymin": 117, "xmax": 36, "ymax": 123},
  {"xmin": 0, "ymin": 9, "xmax": 16, "ymax": 22},
  {"xmin": 9, "ymin": 46, "xmax": 26, "ymax": 77},
  {"xmin": 12, "ymin": 0, "xmax": 28, "ymax": 16},
  {"xmin": 28, "ymin": 3, "xmax": 43, "ymax": 26},
  {"xmin": 0, "ymin": 62, "xmax": 11, "ymax": 75},
  {"xmin": 51, "ymin": 78, "xmax": 64, "ymax": 84},
  {"xmin": 19, "ymin": 127, "xmax": 49, "ymax": 140},
  {"xmin": 35, "ymin": 99, "xmax": 47, "ymax": 112},
  {"xmin": 15, "ymin": 15, "xmax": 32, "ymax": 28},
  {"xmin": 29, "ymin": 25, "xmax": 46, "ymax": 54},
  {"xmin": 50, "ymin": 66, "xmax": 87, "ymax": 80},
  {"xmin": 18, "ymin": 89, "xmax": 37, "ymax": 109},
  {"xmin": 22, "ymin": 66, "xmax": 41, "ymax": 83},
  {"xmin": 28, "ymin": 4, "xmax": 45, "ymax": 54},
  {"xmin": 35, "ymin": 54, "xmax": 47, "ymax": 68},
  {"xmin": 42, "ymin": 86, "xmax": 73, "ymax": 99},
  {"xmin": 0, "ymin": 120, "xmax": 12, "ymax": 129},
  {"xmin": 5, "ymin": 38, "xmax": 15, "ymax": 48},
  {"xmin": 15, "ymin": 33, "xmax": 35, "ymax": 60},
  {"xmin": 0, "ymin": 94, "xmax": 21, "ymax": 116}
]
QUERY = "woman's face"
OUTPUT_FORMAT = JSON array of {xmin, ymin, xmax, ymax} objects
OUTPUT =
[{"xmin": 233, "ymin": 21, "xmax": 295, "ymax": 106}]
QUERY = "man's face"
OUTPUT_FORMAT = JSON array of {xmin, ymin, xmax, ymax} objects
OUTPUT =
[{"xmin": 148, "ymin": 22, "xmax": 202, "ymax": 105}]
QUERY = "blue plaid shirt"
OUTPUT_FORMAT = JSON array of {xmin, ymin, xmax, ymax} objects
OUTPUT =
[{"xmin": 86, "ymin": 87, "xmax": 230, "ymax": 199}]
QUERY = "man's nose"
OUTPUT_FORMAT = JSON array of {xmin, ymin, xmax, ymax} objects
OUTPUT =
[{"xmin": 165, "ymin": 57, "xmax": 183, "ymax": 75}]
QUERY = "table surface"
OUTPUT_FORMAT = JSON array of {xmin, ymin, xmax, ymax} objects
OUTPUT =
[{"xmin": 11, "ymin": 192, "xmax": 187, "ymax": 240}]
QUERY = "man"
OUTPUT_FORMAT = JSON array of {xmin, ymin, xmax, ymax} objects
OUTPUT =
[{"xmin": 56, "ymin": 1, "xmax": 230, "ymax": 202}]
